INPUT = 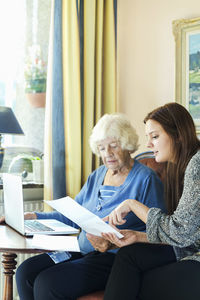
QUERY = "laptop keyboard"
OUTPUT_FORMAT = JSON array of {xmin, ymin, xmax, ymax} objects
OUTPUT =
[{"xmin": 25, "ymin": 220, "xmax": 54, "ymax": 232}]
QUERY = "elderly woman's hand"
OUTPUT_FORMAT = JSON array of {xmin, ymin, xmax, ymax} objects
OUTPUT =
[
  {"xmin": 24, "ymin": 212, "xmax": 37, "ymax": 220},
  {"xmin": 86, "ymin": 233, "xmax": 114, "ymax": 252},
  {"xmin": 103, "ymin": 199, "xmax": 132, "ymax": 226},
  {"xmin": 0, "ymin": 212, "xmax": 37, "ymax": 225},
  {"xmin": 0, "ymin": 216, "xmax": 5, "ymax": 224},
  {"xmin": 102, "ymin": 230, "xmax": 147, "ymax": 248}
]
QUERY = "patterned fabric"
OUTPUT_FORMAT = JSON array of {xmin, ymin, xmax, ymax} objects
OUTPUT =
[
  {"xmin": 99, "ymin": 186, "xmax": 116, "ymax": 199},
  {"xmin": 96, "ymin": 185, "xmax": 117, "ymax": 211},
  {"xmin": 146, "ymin": 150, "xmax": 200, "ymax": 262}
]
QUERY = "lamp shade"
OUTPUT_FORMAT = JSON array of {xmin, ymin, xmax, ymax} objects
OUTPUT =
[{"xmin": 0, "ymin": 107, "xmax": 24, "ymax": 135}]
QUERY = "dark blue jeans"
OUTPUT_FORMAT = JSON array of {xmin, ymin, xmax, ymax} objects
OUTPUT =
[
  {"xmin": 104, "ymin": 243, "xmax": 200, "ymax": 300},
  {"xmin": 16, "ymin": 251, "xmax": 115, "ymax": 300}
]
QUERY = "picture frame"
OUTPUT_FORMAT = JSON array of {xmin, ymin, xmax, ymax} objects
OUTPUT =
[{"xmin": 173, "ymin": 17, "xmax": 200, "ymax": 133}]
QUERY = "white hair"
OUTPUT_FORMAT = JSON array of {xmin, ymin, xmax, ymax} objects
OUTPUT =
[{"xmin": 89, "ymin": 113, "xmax": 139, "ymax": 156}]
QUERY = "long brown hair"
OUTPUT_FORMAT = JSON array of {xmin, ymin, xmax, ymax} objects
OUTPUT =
[{"xmin": 144, "ymin": 102, "xmax": 200, "ymax": 214}]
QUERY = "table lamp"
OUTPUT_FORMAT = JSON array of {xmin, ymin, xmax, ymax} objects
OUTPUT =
[{"xmin": 0, "ymin": 106, "xmax": 24, "ymax": 169}]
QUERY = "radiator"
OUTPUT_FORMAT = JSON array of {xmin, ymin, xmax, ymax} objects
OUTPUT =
[{"xmin": 0, "ymin": 200, "xmax": 44, "ymax": 300}]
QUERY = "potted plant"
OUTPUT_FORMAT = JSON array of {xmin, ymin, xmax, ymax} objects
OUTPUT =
[
  {"xmin": 24, "ymin": 45, "xmax": 47, "ymax": 108},
  {"xmin": 8, "ymin": 154, "xmax": 44, "ymax": 182}
]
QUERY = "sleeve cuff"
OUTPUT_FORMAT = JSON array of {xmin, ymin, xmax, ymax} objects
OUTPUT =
[{"xmin": 146, "ymin": 207, "xmax": 162, "ymax": 243}]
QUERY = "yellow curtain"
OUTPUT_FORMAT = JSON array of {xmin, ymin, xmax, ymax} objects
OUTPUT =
[
  {"xmin": 62, "ymin": 0, "xmax": 82, "ymax": 198},
  {"xmin": 82, "ymin": 0, "xmax": 117, "ymax": 183},
  {"xmin": 44, "ymin": 0, "xmax": 117, "ymax": 202}
]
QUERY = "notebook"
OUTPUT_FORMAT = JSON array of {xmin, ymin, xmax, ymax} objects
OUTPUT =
[{"xmin": 3, "ymin": 173, "xmax": 79, "ymax": 237}]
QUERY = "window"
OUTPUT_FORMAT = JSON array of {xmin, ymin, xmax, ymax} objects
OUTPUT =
[{"xmin": 0, "ymin": 0, "xmax": 51, "ymax": 152}]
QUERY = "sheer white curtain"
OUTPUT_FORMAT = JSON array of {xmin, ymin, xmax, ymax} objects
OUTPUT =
[{"xmin": 0, "ymin": 0, "xmax": 26, "ymax": 145}]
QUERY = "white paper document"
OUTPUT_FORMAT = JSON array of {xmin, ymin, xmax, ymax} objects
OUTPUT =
[
  {"xmin": 29, "ymin": 234, "xmax": 80, "ymax": 252},
  {"xmin": 45, "ymin": 197, "xmax": 123, "ymax": 239}
]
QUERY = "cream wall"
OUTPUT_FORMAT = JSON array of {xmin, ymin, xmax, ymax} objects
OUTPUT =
[{"xmin": 117, "ymin": 0, "xmax": 200, "ymax": 154}]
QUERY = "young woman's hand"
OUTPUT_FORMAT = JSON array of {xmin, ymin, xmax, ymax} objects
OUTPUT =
[
  {"xmin": 104, "ymin": 199, "xmax": 149, "ymax": 225},
  {"xmin": 102, "ymin": 230, "xmax": 147, "ymax": 248},
  {"xmin": 103, "ymin": 199, "xmax": 132, "ymax": 226}
]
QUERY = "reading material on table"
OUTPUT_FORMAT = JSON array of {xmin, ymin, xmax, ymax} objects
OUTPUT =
[
  {"xmin": 45, "ymin": 196, "xmax": 124, "ymax": 239},
  {"xmin": 29, "ymin": 235, "xmax": 80, "ymax": 252}
]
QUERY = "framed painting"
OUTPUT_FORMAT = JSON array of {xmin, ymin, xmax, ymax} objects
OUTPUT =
[{"xmin": 173, "ymin": 17, "xmax": 200, "ymax": 133}]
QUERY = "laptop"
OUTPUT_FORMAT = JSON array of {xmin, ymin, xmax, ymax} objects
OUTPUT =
[{"xmin": 3, "ymin": 173, "xmax": 79, "ymax": 236}]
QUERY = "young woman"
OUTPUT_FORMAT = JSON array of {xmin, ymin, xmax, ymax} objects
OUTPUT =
[{"xmin": 103, "ymin": 103, "xmax": 200, "ymax": 300}]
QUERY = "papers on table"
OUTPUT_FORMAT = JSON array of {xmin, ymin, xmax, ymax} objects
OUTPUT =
[
  {"xmin": 45, "ymin": 196, "xmax": 123, "ymax": 239},
  {"xmin": 28, "ymin": 234, "xmax": 80, "ymax": 252}
]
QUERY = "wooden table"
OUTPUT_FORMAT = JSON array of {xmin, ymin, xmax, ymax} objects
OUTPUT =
[{"xmin": 0, "ymin": 225, "xmax": 47, "ymax": 300}]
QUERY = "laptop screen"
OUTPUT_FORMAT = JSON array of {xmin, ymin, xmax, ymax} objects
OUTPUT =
[{"xmin": 3, "ymin": 173, "xmax": 25, "ymax": 235}]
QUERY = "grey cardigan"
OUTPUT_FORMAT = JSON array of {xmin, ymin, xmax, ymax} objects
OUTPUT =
[{"xmin": 146, "ymin": 150, "xmax": 200, "ymax": 262}]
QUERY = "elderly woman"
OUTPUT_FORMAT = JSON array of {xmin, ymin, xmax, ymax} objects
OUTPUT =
[{"xmin": 11, "ymin": 113, "xmax": 164, "ymax": 300}]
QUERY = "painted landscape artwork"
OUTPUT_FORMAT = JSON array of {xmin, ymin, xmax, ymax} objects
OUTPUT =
[{"xmin": 189, "ymin": 32, "xmax": 200, "ymax": 123}]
